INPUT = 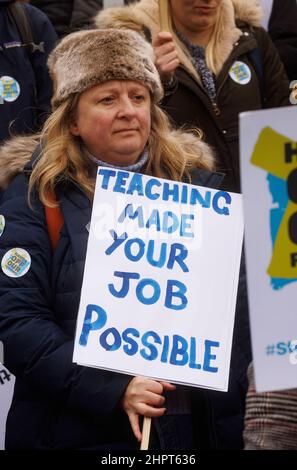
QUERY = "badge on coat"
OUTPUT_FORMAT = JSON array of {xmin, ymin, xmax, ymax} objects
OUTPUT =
[
  {"xmin": 229, "ymin": 61, "xmax": 251, "ymax": 85},
  {"xmin": 1, "ymin": 248, "xmax": 31, "ymax": 278},
  {"xmin": 0, "ymin": 215, "xmax": 5, "ymax": 237},
  {"xmin": 0, "ymin": 76, "xmax": 21, "ymax": 103}
]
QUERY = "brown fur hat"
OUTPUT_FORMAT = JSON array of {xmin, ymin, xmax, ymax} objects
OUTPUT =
[{"xmin": 47, "ymin": 28, "xmax": 163, "ymax": 109}]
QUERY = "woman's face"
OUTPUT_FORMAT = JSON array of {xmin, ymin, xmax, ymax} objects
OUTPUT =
[
  {"xmin": 170, "ymin": 0, "xmax": 221, "ymax": 37},
  {"xmin": 70, "ymin": 80, "xmax": 151, "ymax": 166}
]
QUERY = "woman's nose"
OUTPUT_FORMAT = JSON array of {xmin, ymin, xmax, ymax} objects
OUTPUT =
[{"xmin": 117, "ymin": 97, "xmax": 136, "ymax": 118}]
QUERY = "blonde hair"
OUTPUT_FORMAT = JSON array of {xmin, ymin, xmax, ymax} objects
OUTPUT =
[
  {"xmin": 159, "ymin": 0, "xmax": 224, "ymax": 77},
  {"xmin": 29, "ymin": 94, "xmax": 212, "ymax": 207}
]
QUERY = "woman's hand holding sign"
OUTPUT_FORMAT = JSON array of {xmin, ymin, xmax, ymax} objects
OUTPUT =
[{"xmin": 122, "ymin": 377, "xmax": 176, "ymax": 441}]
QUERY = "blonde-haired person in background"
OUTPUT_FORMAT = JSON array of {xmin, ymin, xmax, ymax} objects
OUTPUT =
[
  {"xmin": 0, "ymin": 28, "xmax": 225, "ymax": 451},
  {"xmin": 95, "ymin": 0, "xmax": 290, "ymax": 194}
]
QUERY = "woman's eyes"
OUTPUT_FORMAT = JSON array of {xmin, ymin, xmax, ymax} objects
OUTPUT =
[
  {"xmin": 99, "ymin": 96, "xmax": 115, "ymax": 104},
  {"xmin": 132, "ymin": 94, "xmax": 146, "ymax": 102},
  {"xmin": 97, "ymin": 93, "xmax": 146, "ymax": 104}
]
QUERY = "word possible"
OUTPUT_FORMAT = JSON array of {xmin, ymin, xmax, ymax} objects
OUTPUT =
[{"xmin": 79, "ymin": 304, "xmax": 220, "ymax": 372}]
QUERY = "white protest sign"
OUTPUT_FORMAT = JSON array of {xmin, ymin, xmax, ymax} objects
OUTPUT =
[
  {"xmin": 240, "ymin": 106, "xmax": 297, "ymax": 392},
  {"xmin": 0, "ymin": 363, "xmax": 15, "ymax": 450},
  {"xmin": 73, "ymin": 169, "xmax": 243, "ymax": 391}
]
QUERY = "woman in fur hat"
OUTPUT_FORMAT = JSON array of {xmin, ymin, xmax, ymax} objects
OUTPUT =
[
  {"xmin": 95, "ymin": 0, "xmax": 290, "ymax": 193},
  {"xmin": 0, "ymin": 28, "xmax": 245, "ymax": 451}
]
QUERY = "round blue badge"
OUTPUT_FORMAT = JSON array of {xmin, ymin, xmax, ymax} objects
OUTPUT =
[
  {"xmin": 1, "ymin": 248, "xmax": 31, "ymax": 278},
  {"xmin": 229, "ymin": 61, "xmax": 251, "ymax": 85},
  {"xmin": 0, "ymin": 76, "xmax": 21, "ymax": 102}
]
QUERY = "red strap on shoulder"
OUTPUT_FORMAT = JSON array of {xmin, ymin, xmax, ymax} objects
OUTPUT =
[{"xmin": 44, "ymin": 192, "xmax": 64, "ymax": 251}]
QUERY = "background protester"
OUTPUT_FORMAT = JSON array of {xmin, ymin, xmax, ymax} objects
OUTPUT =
[
  {"xmin": 243, "ymin": 364, "xmax": 297, "ymax": 450},
  {"xmin": 0, "ymin": 0, "xmax": 57, "ymax": 142},
  {"xmin": 95, "ymin": 0, "xmax": 290, "ymax": 193},
  {"xmin": 259, "ymin": 0, "xmax": 297, "ymax": 81},
  {"xmin": 28, "ymin": 0, "xmax": 136, "ymax": 38},
  {"xmin": 29, "ymin": 0, "xmax": 104, "ymax": 37},
  {"xmin": 0, "ymin": 28, "xmax": 249, "ymax": 450}
]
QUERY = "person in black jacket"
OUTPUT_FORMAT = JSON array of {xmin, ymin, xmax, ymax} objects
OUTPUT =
[
  {"xmin": 30, "ymin": 0, "xmax": 103, "ymax": 37},
  {"xmin": 0, "ymin": 0, "xmax": 57, "ymax": 143},
  {"xmin": 0, "ymin": 28, "xmax": 246, "ymax": 451},
  {"xmin": 266, "ymin": 0, "xmax": 297, "ymax": 81}
]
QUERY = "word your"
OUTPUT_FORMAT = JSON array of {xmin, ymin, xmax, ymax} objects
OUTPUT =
[
  {"xmin": 106, "ymin": 232, "xmax": 189, "ymax": 272},
  {"xmin": 79, "ymin": 304, "xmax": 220, "ymax": 372}
]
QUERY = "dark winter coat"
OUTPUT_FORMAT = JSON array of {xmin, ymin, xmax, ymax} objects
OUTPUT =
[
  {"xmin": 268, "ymin": 0, "xmax": 297, "ymax": 81},
  {"xmin": 95, "ymin": 0, "xmax": 290, "ymax": 193},
  {"xmin": 0, "ymin": 0, "xmax": 57, "ymax": 142},
  {"xmin": 30, "ymin": 0, "xmax": 103, "ymax": 37},
  {"xmin": 0, "ymin": 139, "xmax": 250, "ymax": 450}
]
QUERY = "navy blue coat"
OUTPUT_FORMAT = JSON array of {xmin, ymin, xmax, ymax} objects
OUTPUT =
[
  {"xmin": 0, "ymin": 0, "xmax": 57, "ymax": 142},
  {"xmin": 0, "ymin": 161, "xmax": 251, "ymax": 450}
]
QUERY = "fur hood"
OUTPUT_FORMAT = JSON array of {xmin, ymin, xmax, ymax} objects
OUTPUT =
[
  {"xmin": 0, "ymin": 135, "xmax": 39, "ymax": 191},
  {"xmin": 95, "ymin": 0, "xmax": 263, "ymax": 75},
  {"xmin": 0, "ymin": 132, "xmax": 215, "ymax": 192}
]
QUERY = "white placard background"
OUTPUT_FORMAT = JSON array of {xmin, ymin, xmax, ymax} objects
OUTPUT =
[
  {"xmin": 73, "ymin": 170, "xmax": 244, "ymax": 391},
  {"xmin": 240, "ymin": 106, "xmax": 297, "ymax": 392}
]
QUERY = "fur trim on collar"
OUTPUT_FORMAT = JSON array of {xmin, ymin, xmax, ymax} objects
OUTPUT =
[
  {"xmin": 0, "ymin": 135, "xmax": 39, "ymax": 191},
  {"xmin": 0, "ymin": 133, "xmax": 215, "ymax": 192},
  {"xmin": 232, "ymin": 0, "xmax": 262, "ymax": 26},
  {"xmin": 95, "ymin": 0, "xmax": 263, "ymax": 76}
]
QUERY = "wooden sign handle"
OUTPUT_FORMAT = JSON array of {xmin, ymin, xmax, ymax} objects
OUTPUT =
[
  {"xmin": 159, "ymin": 0, "xmax": 168, "ymax": 32},
  {"xmin": 140, "ymin": 416, "xmax": 152, "ymax": 450}
]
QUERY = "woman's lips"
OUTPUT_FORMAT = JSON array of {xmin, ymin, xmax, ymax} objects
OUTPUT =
[
  {"xmin": 194, "ymin": 6, "xmax": 215, "ymax": 14},
  {"xmin": 114, "ymin": 128, "xmax": 138, "ymax": 133}
]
